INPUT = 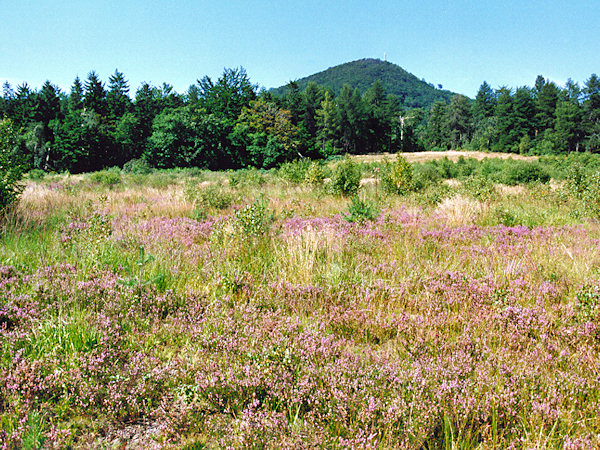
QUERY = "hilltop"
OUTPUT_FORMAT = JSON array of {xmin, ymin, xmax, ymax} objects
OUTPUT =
[{"xmin": 270, "ymin": 58, "xmax": 457, "ymax": 108}]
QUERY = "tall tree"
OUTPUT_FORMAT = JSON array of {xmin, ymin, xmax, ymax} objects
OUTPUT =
[
  {"xmin": 36, "ymin": 81, "xmax": 61, "ymax": 125},
  {"xmin": 534, "ymin": 79, "xmax": 559, "ymax": 134},
  {"xmin": 513, "ymin": 87, "xmax": 535, "ymax": 138},
  {"xmin": 582, "ymin": 74, "xmax": 600, "ymax": 151},
  {"xmin": 337, "ymin": 84, "xmax": 366, "ymax": 154},
  {"xmin": 284, "ymin": 81, "xmax": 303, "ymax": 126},
  {"xmin": 363, "ymin": 81, "xmax": 391, "ymax": 152},
  {"xmin": 316, "ymin": 90, "xmax": 340, "ymax": 155},
  {"xmin": 232, "ymin": 99, "xmax": 300, "ymax": 167},
  {"xmin": 472, "ymin": 81, "xmax": 496, "ymax": 125},
  {"xmin": 107, "ymin": 69, "xmax": 131, "ymax": 120},
  {"xmin": 424, "ymin": 101, "xmax": 449, "ymax": 149},
  {"xmin": 13, "ymin": 83, "xmax": 36, "ymax": 127},
  {"xmin": 2, "ymin": 83, "xmax": 15, "ymax": 118},
  {"xmin": 446, "ymin": 94, "xmax": 472, "ymax": 149},
  {"xmin": 197, "ymin": 67, "xmax": 257, "ymax": 120},
  {"xmin": 301, "ymin": 82, "xmax": 324, "ymax": 156},
  {"xmin": 134, "ymin": 83, "xmax": 162, "ymax": 152},
  {"xmin": 157, "ymin": 83, "xmax": 183, "ymax": 110},
  {"xmin": 84, "ymin": 71, "xmax": 107, "ymax": 116},
  {"xmin": 68, "ymin": 77, "xmax": 84, "ymax": 112},
  {"xmin": 554, "ymin": 89, "xmax": 583, "ymax": 153}
]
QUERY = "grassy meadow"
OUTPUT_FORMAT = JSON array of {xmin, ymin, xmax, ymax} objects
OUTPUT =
[{"xmin": 1, "ymin": 152, "xmax": 600, "ymax": 448}]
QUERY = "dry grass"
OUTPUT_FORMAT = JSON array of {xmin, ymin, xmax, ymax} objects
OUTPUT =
[
  {"xmin": 435, "ymin": 194, "xmax": 486, "ymax": 226},
  {"xmin": 351, "ymin": 150, "xmax": 538, "ymax": 164}
]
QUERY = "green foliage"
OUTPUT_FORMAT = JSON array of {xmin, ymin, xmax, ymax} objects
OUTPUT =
[
  {"xmin": 380, "ymin": 156, "xmax": 414, "ymax": 195},
  {"xmin": 575, "ymin": 284, "xmax": 600, "ymax": 322},
  {"xmin": 0, "ymin": 119, "xmax": 27, "ymax": 211},
  {"xmin": 304, "ymin": 161, "xmax": 326, "ymax": 186},
  {"xmin": 122, "ymin": 158, "xmax": 153, "ymax": 174},
  {"xmin": 27, "ymin": 168, "xmax": 45, "ymax": 181},
  {"xmin": 328, "ymin": 157, "xmax": 361, "ymax": 196},
  {"xmin": 24, "ymin": 314, "xmax": 101, "ymax": 359},
  {"xmin": 412, "ymin": 163, "xmax": 442, "ymax": 190},
  {"xmin": 503, "ymin": 162, "xmax": 550, "ymax": 185},
  {"xmin": 343, "ymin": 195, "xmax": 380, "ymax": 223},
  {"xmin": 461, "ymin": 175, "xmax": 497, "ymax": 201},
  {"xmin": 566, "ymin": 169, "xmax": 600, "ymax": 218},
  {"xmin": 234, "ymin": 196, "xmax": 273, "ymax": 239},
  {"xmin": 89, "ymin": 169, "xmax": 122, "ymax": 187},
  {"xmin": 185, "ymin": 183, "xmax": 233, "ymax": 214},
  {"xmin": 118, "ymin": 246, "xmax": 167, "ymax": 291},
  {"xmin": 4, "ymin": 65, "xmax": 600, "ymax": 177},
  {"xmin": 278, "ymin": 159, "xmax": 311, "ymax": 183},
  {"xmin": 21, "ymin": 411, "xmax": 46, "ymax": 450},
  {"xmin": 228, "ymin": 167, "xmax": 266, "ymax": 187}
]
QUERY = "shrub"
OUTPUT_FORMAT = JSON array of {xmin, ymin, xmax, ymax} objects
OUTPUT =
[
  {"xmin": 234, "ymin": 196, "xmax": 273, "ymax": 239},
  {"xmin": 575, "ymin": 284, "xmax": 600, "ymax": 322},
  {"xmin": 0, "ymin": 119, "xmax": 27, "ymax": 210},
  {"xmin": 228, "ymin": 168, "xmax": 266, "ymax": 187},
  {"xmin": 412, "ymin": 163, "xmax": 442, "ymax": 190},
  {"xmin": 122, "ymin": 158, "xmax": 153, "ymax": 174},
  {"xmin": 146, "ymin": 172, "xmax": 177, "ymax": 188},
  {"xmin": 565, "ymin": 163, "xmax": 588, "ymax": 199},
  {"xmin": 461, "ymin": 175, "xmax": 496, "ymax": 201},
  {"xmin": 416, "ymin": 183, "xmax": 452, "ymax": 206},
  {"xmin": 503, "ymin": 162, "xmax": 550, "ymax": 185},
  {"xmin": 455, "ymin": 156, "xmax": 478, "ymax": 178},
  {"xmin": 89, "ymin": 170, "xmax": 122, "ymax": 187},
  {"xmin": 28, "ymin": 169, "xmax": 45, "ymax": 181},
  {"xmin": 186, "ymin": 183, "xmax": 233, "ymax": 211},
  {"xmin": 304, "ymin": 162, "xmax": 325, "ymax": 186},
  {"xmin": 380, "ymin": 156, "xmax": 414, "ymax": 195},
  {"xmin": 278, "ymin": 159, "xmax": 311, "ymax": 183},
  {"xmin": 578, "ymin": 171, "xmax": 600, "ymax": 218},
  {"xmin": 328, "ymin": 157, "xmax": 361, "ymax": 196},
  {"xmin": 343, "ymin": 195, "xmax": 380, "ymax": 224},
  {"xmin": 437, "ymin": 157, "xmax": 459, "ymax": 179}
]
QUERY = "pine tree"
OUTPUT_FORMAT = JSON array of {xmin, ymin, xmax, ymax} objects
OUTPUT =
[
  {"xmin": 107, "ymin": 69, "xmax": 131, "ymax": 120},
  {"xmin": 472, "ymin": 81, "xmax": 495, "ymax": 124},
  {"xmin": 84, "ymin": 71, "xmax": 107, "ymax": 116},
  {"xmin": 69, "ymin": 77, "xmax": 84, "ymax": 112},
  {"xmin": 582, "ymin": 74, "xmax": 600, "ymax": 151},
  {"xmin": 535, "ymin": 80, "xmax": 559, "ymax": 133}
]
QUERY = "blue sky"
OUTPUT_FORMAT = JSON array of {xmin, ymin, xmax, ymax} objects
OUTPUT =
[{"xmin": 1, "ymin": 0, "xmax": 598, "ymax": 98}]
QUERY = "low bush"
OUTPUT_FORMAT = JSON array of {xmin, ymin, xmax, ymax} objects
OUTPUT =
[
  {"xmin": 234, "ymin": 196, "xmax": 273, "ymax": 239},
  {"xmin": 503, "ymin": 162, "xmax": 550, "ymax": 185},
  {"xmin": 413, "ymin": 163, "xmax": 442, "ymax": 190},
  {"xmin": 304, "ymin": 161, "xmax": 326, "ymax": 186},
  {"xmin": 186, "ymin": 183, "xmax": 233, "ymax": 211},
  {"xmin": 328, "ymin": 157, "xmax": 361, "ymax": 196},
  {"xmin": 380, "ymin": 156, "xmax": 414, "ymax": 195},
  {"xmin": 343, "ymin": 195, "xmax": 380, "ymax": 223},
  {"xmin": 89, "ymin": 170, "xmax": 122, "ymax": 187},
  {"xmin": 278, "ymin": 159, "xmax": 311, "ymax": 183},
  {"xmin": 122, "ymin": 158, "xmax": 153, "ymax": 175},
  {"xmin": 27, "ymin": 169, "xmax": 45, "ymax": 181},
  {"xmin": 228, "ymin": 168, "xmax": 267, "ymax": 187},
  {"xmin": 461, "ymin": 175, "xmax": 497, "ymax": 201}
]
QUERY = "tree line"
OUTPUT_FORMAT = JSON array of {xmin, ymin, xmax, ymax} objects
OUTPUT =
[
  {"xmin": 1, "ymin": 69, "xmax": 599, "ymax": 174},
  {"xmin": 422, "ymin": 76, "xmax": 600, "ymax": 154}
]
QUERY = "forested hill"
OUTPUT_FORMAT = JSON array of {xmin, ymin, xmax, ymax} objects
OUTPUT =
[{"xmin": 270, "ymin": 58, "xmax": 457, "ymax": 108}]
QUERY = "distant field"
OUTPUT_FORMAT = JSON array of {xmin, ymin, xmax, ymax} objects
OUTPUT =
[{"xmin": 351, "ymin": 150, "xmax": 539, "ymax": 163}]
